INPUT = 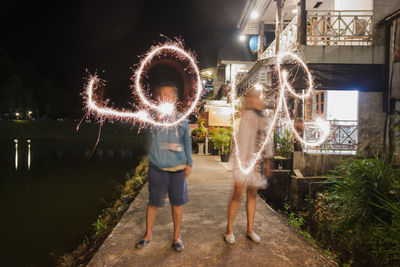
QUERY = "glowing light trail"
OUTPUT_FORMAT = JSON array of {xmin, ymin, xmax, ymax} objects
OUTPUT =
[
  {"xmin": 83, "ymin": 43, "xmax": 202, "ymax": 127},
  {"xmin": 82, "ymin": 42, "xmax": 329, "ymax": 176},
  {"xmin": 27, "ymin": 140, "xmax": 31, "ymax": 171},
  {"xmin": 231, "ymin": 51, "xmax": 331, "ymax": 175},
  {"xmin": 14, "ymin": 139, "xmax": 18, "ymax": 171}
]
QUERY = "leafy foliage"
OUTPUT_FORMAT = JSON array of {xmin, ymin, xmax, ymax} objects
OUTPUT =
[
  {"xmin": 390, "ymin": 109, "xmax": 400, "ymax": 146},
  {"xmin": 191, "ymin": 118, "xmax": 207, "ymax": 143},
  {"xmin": 282, "ymin": 204, "xmax": 318, "ymax": 251},
  {"xmin": 311, "ymin": 157, "xmax": 400, "ymax": 265},
  {"xmin": 209, "ymin": 127, "xmax": 232, "ymax": 154},
  {"xmin": 370, "ymin": 193, "xmax": 400, "ymax": 260},
  {"xmin": 191, "ymin": 127, "xmax": 207, "ymax": 143},
  {"xmin": 92, "ymin": 218, "xmax": 108, "ymax": 233},
  {"xmin": 276, "ymin": 128, "xmax": 294, "ymax": 158}
]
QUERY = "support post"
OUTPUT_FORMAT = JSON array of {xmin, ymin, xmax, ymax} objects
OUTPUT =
[
  {"xmin": 294, "ymin": 96, "xmax": 304, "ymax": 152},
  {"xmin": 258, "ymin": 20, "xmax": 265, "ymax": 59},
  {"xmin": 297, "ymin": 0, "xmax": 307, "ymax": 46},
  {"xmin": 275, "ymin": 0, "xmax": 284, "ymax": 54},
  {"xmin": 205, "ymin": 136, "xmax": 209, "ymax": 155}
]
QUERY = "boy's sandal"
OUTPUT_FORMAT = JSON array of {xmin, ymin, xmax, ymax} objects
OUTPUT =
[
  {"xmin": 135, "ymin": 237, "xmax": 151, "ymax": 249},
  {"xmin": 172, "ymin": 236, "xmax": 184, "ymax": 252}
]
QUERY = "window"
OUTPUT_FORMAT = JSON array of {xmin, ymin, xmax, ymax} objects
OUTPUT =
[
  {"xmin": 326, "ymin": 91, "xmax": 358, "ymax": 120},
  {"xmin": 304, "ymin": 91, "xmax": 325, "ymax": 120},
  {"xmin": 304, "ymin": 90, "xmax": 359, "ymax": 155},
  {"xmin": 305, "ymin": 97, "xmax": 313, "ymax": 120},
  {"xmin": 315, "ymin": 91, "xmax": 325, "ymax": 116}
]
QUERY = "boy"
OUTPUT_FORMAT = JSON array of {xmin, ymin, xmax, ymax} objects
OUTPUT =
[{"xmin": 135, "ymin": 82, "xmax": 192, "ymax": 252}]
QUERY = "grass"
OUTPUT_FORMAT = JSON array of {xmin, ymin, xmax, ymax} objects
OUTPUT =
[
  {"xmin": 55, "ymin": 157, "xmax": 149, "ymax": 267},
  {"xmin": 280, "ymin": 203, "xmax": 339, "ymax": 264},
  {"xmin": 303, "ymin": 157, "xmax": 400, "ymax": 266}
]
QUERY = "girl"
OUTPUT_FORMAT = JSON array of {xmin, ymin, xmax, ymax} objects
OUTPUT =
[{"xmin": 225, "ymin": 88, "xmax": 273, "ymax": 244}]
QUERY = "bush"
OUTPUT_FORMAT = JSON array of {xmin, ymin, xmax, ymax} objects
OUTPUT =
[
  {"xmin": 313, "ymin": 157, "xmax": 400, "ymax": 265},
  {"xmin": 191, "ymin": 127, "xmax": 207, "ymax": 143},
  {"xmin": 209, "ymin": 127, "xmax": 231, "ymax": 154},
  {"xmin": 370, "ymin": 191, "xmax": 400, "ymax": 261},
  {"xmin": 276, "ymin": 128, "xmax": 293, "ymax": 158},
  {"xmin": 390, "ymin": 109, "xmax": 400, "ymax": 146}
]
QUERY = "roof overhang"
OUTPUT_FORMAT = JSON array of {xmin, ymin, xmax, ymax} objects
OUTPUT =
[
  {"xmin": 203, "ymin": 100, "xmax": 231, "ymax": 109},
  {"xmin": 283, "ymin": 63, "xmax": 385, "ymax": 92},
  {"xmin": 379, "ymin": 8, "xmax": 400, "ymax": 25},
  {"xmin": 238, "ymin": 0, "xmax": 334, "ymax": 35},
  {"xmin": 220, "ymin": 60, "xmax": 254, "ymax": 65}
]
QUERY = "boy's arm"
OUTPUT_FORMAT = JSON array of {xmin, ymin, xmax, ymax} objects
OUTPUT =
[
  {"xmin": 183, "ymin": 121, "xmax": 193, "ymax": 178},
  {"xmin": 183, "ymin": 121, "xmax": 193, "ymax": 167}
]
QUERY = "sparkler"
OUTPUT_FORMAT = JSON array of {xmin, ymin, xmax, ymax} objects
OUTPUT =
[
  {"xmin": 82, "ymin": 41, "xmax": 329, "ymax": 177},
  {"xmin": 231, "ymin": 51, "xmax": 331, "ymax": 175},
  {"xmin": 82, "ymin": 42, "xmax": 202, "ymax": 128}
]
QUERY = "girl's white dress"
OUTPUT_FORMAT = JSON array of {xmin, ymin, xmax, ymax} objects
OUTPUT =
[{"xmin": 233, "ymin": 109, "xmax": 274, "ymax": 188}]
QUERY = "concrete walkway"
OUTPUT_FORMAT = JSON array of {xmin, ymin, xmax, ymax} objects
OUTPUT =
[{"xmin": 88, "ymin": 155, "xmax": 337, "ymax": 267}]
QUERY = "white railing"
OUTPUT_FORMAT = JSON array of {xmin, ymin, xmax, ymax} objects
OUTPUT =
[
  {"xmin": 259, "ymin": 10, "xmax": 373, "ymax": 60},
  {"xmin": 260, "ymin": 15, "xmax": 298, "ymax": 60},
  {"xmin": 304, "ymin": 120, "xmax": 358, "ymax": 155},
  {"xmin": 307, "ymin": 10, "xmax": 373, "ymax": 46}
]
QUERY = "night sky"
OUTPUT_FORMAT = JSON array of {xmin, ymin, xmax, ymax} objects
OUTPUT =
[{"xmin": 0, "ymin": 0, "xmax": 245, "ymax": 112}]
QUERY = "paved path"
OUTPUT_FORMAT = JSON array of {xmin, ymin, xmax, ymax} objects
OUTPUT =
[{"xmin": 88, "ymin": 155, "xmax": 337, "ymax": 267}]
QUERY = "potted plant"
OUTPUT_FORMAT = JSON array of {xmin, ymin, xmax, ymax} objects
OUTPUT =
[
  {"xmin": 191, "ymin": 119, "xmax": 207, "ymax": 154},
  {"xmin": 207, "ymin": 127, "xmax": 219, "ymax": 155},
  {"xmin": 213, "ymin": 127, "xmax": 231, "ymax": 162},
  {"xmin": 276, "ymin": 128, "xmax": 294, "ymax": 170}
]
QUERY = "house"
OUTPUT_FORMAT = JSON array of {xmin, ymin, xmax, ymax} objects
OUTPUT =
[
  {"xmin": 236, "ymin": 0, "xmax": 400, "ymax": 174},
  {"xmin": 198, "ymin": 44, "xmax": 257, "ymax": 128},
  {"xmin": 215, "ymin": 44, "xmax": 256, "ymax": 97},
  {"xmin": 200, "ymin": 67, "xmax": 216, "ymax": 99},
  {"xmin": 380, "ymin": 8, "xmax": 400, "ymax": 163}
]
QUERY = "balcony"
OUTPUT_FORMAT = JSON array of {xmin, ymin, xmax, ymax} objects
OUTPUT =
[
  {"xmin": 304, "ymin": 120, "xmax": 358, "ymax": 155},
  {"xmin": 259, "ymin": 10, "xmax": 374, "ymax": 60},
  {"xmin": 307, "ymin": 10, "xmax": 373, "ymax": 46},
  {"xmin": 260, "ymin": 15, "xmax": 298, "ymax": 60}
]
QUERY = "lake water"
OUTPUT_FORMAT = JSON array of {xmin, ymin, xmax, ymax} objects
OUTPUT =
[{"xmin": 0, "ymin": 138, "xmax": 146, "ymax": 267}]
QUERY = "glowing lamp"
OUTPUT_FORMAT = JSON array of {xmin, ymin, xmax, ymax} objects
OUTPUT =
[
  {"xmin": 249, "ymin": 35, "xmax": 266, "ymax": 53},
  {"xmin": 250, "ymin": 11, "xmax": 259, "ymax": 19}
]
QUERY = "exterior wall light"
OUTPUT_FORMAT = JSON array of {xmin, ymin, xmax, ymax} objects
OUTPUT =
[{"xmin": 250, "ymin": 11, "xmax": 259, "ymax": 19}]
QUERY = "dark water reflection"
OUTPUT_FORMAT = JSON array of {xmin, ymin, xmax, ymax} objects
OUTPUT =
[{"xmin": 0, "ymin": 138, "xmax": 146, "ymax": 267}]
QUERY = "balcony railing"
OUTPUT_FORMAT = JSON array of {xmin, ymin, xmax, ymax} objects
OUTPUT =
[
  {"xmin": 260, "ymin": 15, "xmax": 298, "ymax": 60},
  {"xmin": 304, "ymin": 120, "xmax": 358, "ymax": 155},
  {"xmin": 307, "ymin": 10, "xmax": 373, "ymax": 46},
  {"xmin": 259, "ymin": 10, "xmax": 373, "ymax": 59}
]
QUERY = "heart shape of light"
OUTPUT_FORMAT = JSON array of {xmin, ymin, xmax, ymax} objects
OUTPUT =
[{"xmin": 231, "ymin": 51, "xmax": 331, "ymax": 175}]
